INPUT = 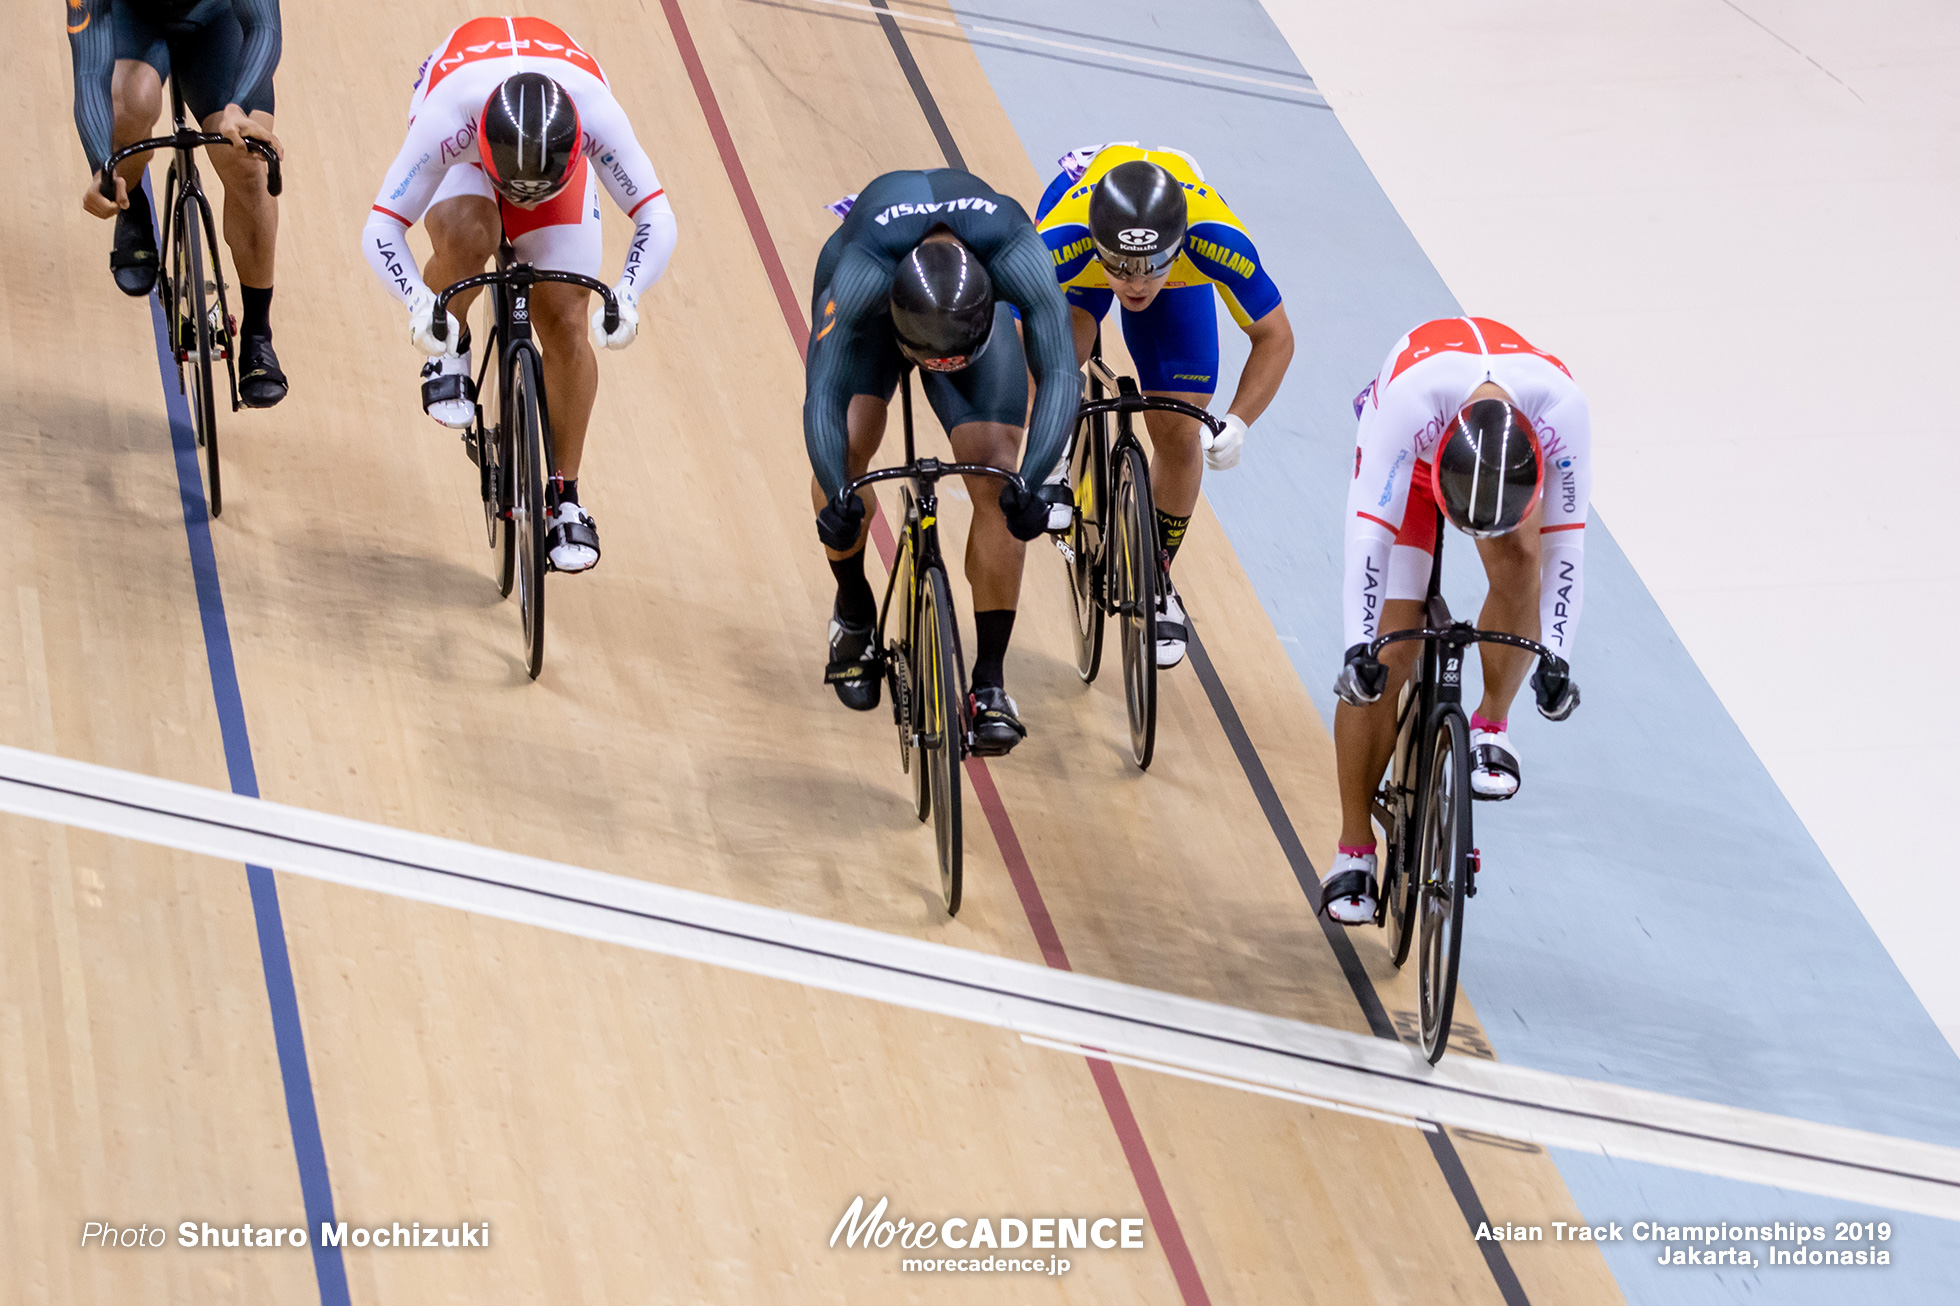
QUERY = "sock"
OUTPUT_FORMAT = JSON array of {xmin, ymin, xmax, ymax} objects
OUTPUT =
[
  {"xmin": 1471, "ymin": 711, "xmax": 1507, "ymax": 735},
  {"xmin": 557, "ymin": 477, "xmax": 578, "ymax": 505},
  {"xmin": 829, "ymin": 553, "xmax": 876, "ymax": 627},
  {"xmin": 1338, "ymin": 842, "xmax": 1377, "ymax": 859},
  {"xmin": 455, "ymin": 324, "xmax": 472, "ymax": 357},
  {"xmin": 970, "ymin": 609, "xmax": 1016, "ymax": 691},
  {"xmin": 241, "ymin": 285, "xmax": 273, "ymax": 341},
  {"xmin": 1157, "ymin": 509, "xmax": 1192, "ymax": 563}
]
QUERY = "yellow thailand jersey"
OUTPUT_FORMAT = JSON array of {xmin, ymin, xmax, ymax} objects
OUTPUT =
[{"xmin": 1034, "ymin": 145, "xmax": 1282, "ymax": 329}]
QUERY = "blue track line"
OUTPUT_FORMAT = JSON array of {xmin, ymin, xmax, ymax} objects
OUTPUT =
[{"xmin": 142, "ymin": 189, "xmax": 349, "ymax": 1305}]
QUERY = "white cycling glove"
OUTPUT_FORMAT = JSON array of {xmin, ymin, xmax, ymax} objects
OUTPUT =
[
  {"xmin": 590, "ymin": 291, "xmax": 639, "ymax": 351},
  {"xmin": 1203, "ymin": 413, "xmax": 1248, "ymax": 471},
  {"xmin": 408, "ymin": 289, "xmax": 460, "ymax": 358}
]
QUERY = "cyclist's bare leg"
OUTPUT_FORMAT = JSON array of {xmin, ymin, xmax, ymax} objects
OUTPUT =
[
  {"xmin": 1471, "ymin": 496, "xmax": 1544, "ymax": 723},
  {"xmin": 809, "ymin": 395, "xmax": 889, "ymax": 561},
  {"xmin": 108, "ymin": 61, "xmax": 163, "ymax": 195},
  {"xmin": 1334, "ymin": 597, "xmax": 1425, "ymax": 848},
  {"xmin": 423, "ymin": 196, "xmax": 500, "ymax": 328},
  {"xmin": 200, "ymin": 108, "xmax": 277, "ymax": 285},
  {"xmin": 948, "ymin": 421, "xmax": 1026, "ymax": 612},
  {"xmin": 530, "ymin": 281, "xmax": 598, "ymax": 480},
  {"xmin": 1140, "ymin": 395, "xmax": 1209, "ymax": 519}
]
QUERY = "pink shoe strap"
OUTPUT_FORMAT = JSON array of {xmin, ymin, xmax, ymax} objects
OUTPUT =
[
  {"xmin": 1471, "ymin": 711, "xmax": 1508, "ymax": 734},
  {"xmin": 1338, "ymin": 842, "xmax": 1377, "ymax": 858}
]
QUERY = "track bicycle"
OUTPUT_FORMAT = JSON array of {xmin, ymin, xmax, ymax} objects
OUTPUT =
[
  {"xmin": 1365, "ymin": 514, "xmax": 1572, "ymax": 1063},
  {"xmin": 837, "ymin": 368, "xmax": 1025, "ymax": 916},
  {"xmin": 1056, "ymin": 340, "xmax": 1224, "ymax": 769},
  {"xmin": 100, "ymin": 79, "xmax": 283, "ymax": 518},
  {"xmin": 431, "ymin": 247, "xmax": 619, "ymax": 681}
]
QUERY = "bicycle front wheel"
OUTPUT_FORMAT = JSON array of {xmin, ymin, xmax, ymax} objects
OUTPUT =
[
  {"xmin": 1111, "ymin": 444, "xmax": 1158, "ymax": 769},
  {"xmin": 1416, "ymin": 709, "xmax": 1472, "ymax": 1062},
  {"xmin": 1066, "ymin": 418, "xmax": 1106, "ymax": 683},
  {"xmin": 179, "ymin": 193, "xmax": 221, "ymax": 516},
  {"xmin": 509, "ymin": 347, "xmax": 548, "ymax": 678},
  {"xmin": 917, "ymin": 563, "xmax": 964, "ymax": 915}
]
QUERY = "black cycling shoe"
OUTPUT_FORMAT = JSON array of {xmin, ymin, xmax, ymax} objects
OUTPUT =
[
  {"xmin": 825, "ymin": 612, "xmax": 881, "ymax": 711},
  {"xmin": 967, "ymin": 686, "xmax": 1026, "ymax": 757},
  {"xmin": 237, "ymin": 335, "xmax": 288, "ymax": 408},
  {"xmin": 111, "ymin": 206, "xmax": 159, "ymax": 298}
]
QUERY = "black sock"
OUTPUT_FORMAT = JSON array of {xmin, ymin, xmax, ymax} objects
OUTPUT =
[
  {"xmin": 971, "ymin": 609, "xmax": 1016, "ymax": 691},
  {"xmin": 1157, "ymin": 509, "xmax": 1192, "ymax": 564},
  {"xmin": 241, "ymin": 285, "xmax": 272, "ymax": 341},
  {"xmin": 554, "ymin": 477, "xmax": 579, "ymax": 506},
  {"xmin": 830, "ymin": 553, "xmax": 876, "ymax": 627}
]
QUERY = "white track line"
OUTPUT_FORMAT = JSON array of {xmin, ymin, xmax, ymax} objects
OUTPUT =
[
  {"xmin": 790, "ymin": 0, "xmax": 1329, "ymax": 103},
  {"xmin": 1019, "ymin": 1035, "xmax": 1435, "ymax": 1131},
  {"xmin": 1, "ymin": 742, "xmax": 1955, "ymax": 1220}
]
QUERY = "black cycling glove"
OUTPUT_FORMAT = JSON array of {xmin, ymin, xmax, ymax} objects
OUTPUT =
[{"xmin": 817, "ymin": 491, "xmax": 867, "ymax": 552}]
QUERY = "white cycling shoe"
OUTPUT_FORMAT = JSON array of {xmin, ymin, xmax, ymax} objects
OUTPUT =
[
  {"xmin": 420, "ymin": 350, "xmax": 475, "ymax": 430},
  {"xmin": 1469, "ymin": 726, "xmax": 1521, "ymax": 800},
  {"xmin": 1156, "ymin": 584, "xmax": 1189, "ymax": 668},
  {"xmin": 1319, "ymin": 850, "xmax": 1378, "ymax": 926},
  {"xmin": 546, "ymin": 501, "xmax": 601, "ymax": 573}
]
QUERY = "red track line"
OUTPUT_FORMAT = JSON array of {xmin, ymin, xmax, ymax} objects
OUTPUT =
[
  {"xmin": 656, "ymin": 0, "xmax": 810, "ymax": 361},
  {"xmin": 657, "ymin": 3, "xmax": 1210, "ymax": 1299}
]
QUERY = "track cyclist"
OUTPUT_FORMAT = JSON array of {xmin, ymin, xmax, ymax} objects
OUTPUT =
[
  {"xmin": 1034, "ymin": 144, "xmax": 1295, "ymax": 667},
  {"xmin": 1320, "ymin": 317, "xmax": 1591, "ymax": 923},
  {"xmin": 360, "ymin": 16, "xmax": 678, "ymax": 573},
  {"xmin": 807, "ymin": 169, "xmax": 1075, "ymax": 755},
  {"xmin": 68, "ymin": 0, "xmax": 290, "ymax": 407}
]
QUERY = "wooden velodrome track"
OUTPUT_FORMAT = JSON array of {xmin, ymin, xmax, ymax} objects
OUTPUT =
[{"xmin": 5, "ymin": 1, "xmax": 1627, "ymax": 1301}]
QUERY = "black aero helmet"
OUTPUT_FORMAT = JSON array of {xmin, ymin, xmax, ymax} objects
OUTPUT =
[
  {"xmin": 1433, "ymin": 398, "xmax": 1544, "ymax": 537},
  {"xmin": 890, "ymin": 239, "xmax": 995, "ymax": 372},
  {"xmin": 1089, "ymin": 160, "xmax": 1188, "ymax": 279},
  {"xmin": 477, "ymin": 73, "xmax": 582, "ymax": 205}
]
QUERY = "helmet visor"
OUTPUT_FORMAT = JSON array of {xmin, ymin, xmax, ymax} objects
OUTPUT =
[
  {"xmin": 897, "ymin": 325, "xmax": 992, "ymax": 373},
  {"xmin": 1094, "ymin": 238, "xmax": 1179, "ymax": 281}
]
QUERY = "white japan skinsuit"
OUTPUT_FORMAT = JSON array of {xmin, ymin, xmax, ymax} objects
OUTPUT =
[
  {"xmin": 360, "ymin": 16, "xmax": 677, "ymax": 318},
  {"xmin": 1343, "ymin": 316, "xmax": 1593, "ymax": 660}
]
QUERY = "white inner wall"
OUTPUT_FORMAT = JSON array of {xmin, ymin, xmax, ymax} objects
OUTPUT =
[{"xmin": 1259, "ymin": 0, "xmax": 1960, "ymax": 1053}]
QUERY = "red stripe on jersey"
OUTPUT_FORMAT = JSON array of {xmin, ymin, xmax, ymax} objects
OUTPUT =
[
  {"xmin": 425, "ymin": 16, "xmax": 605, "ymax": 94},
  {"xmin": 370, "ymin": 204, "xmax": 412, "ymax": 225},
  {"xmin": 1357, "ymin": 511, "xmax": 1398, "ymax": 533},
  {"xmin": 626, "ymin": 188, "xmax": 666, "ymax": 218},
  {"xmin": 1541, "ymin": 522, "xmax": 1586, "ymax": 533}
]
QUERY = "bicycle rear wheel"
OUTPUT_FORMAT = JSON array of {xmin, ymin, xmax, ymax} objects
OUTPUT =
[
  {"xmin": 1416, "ymin": 709, "xmax": 1472, "ymax": 1062},
  {"xmin": 178, "ymin": 192, "xmax": 221, "ymax": 517},
  {"xmin": 1066, "ymin": 418, "xmax": 1106, "ymax": 683},
  {"xmin": 917, "ymin": 563, "xmax": 964, "ymax": 915},
  {"xmin": 509, "ymin": 347, "xmax": 548, "ymax": 678},
  {"xmin": 1111, "ymin": 444, "xmax": 1158, "ymax": 769}
]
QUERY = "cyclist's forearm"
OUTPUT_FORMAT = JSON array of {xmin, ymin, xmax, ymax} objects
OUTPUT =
[
  {"xmin": 1227, "ymin": 305, "xmax": 1293, "ymax": 425},
  {"xmin": 1537, "ymin": 532, "xmax": 1585, "ymax": 660},
  {"xmin": 803, "ymin": 388, "xmax": 851, "ymax": 501},
  {"xmin": 1341, "ymin": 515, "xmax": 1396, "ymax": 650},
  {"xmin": 617, "ymin": 202, "xmax": 676, "ymax": 304},
  {"xmin": 362, "ymin": 213, "xmax": 428, "ymax": 304},
  {"xmin": 67, "ymin": 0, "xmax": 115, "ymax": 173}
]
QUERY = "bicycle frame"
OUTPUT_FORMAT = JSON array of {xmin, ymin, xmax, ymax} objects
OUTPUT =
[
  {"xmin": 433, "ymin": 254, "xmax": 620, "ymax": 507},
  {"xmin": 1066, "ymin": 342, "xmax": 1223, "ymax": 614}
]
